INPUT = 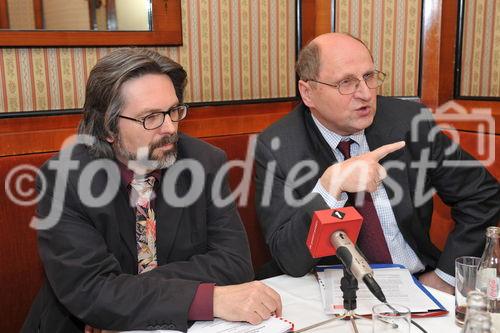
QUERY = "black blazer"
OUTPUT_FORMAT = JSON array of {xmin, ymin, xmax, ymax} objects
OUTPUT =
[
  {"xmin": 22, "ymin": 133, "xmax": 253, "ymax": 333},
  {"xmin": 255, "ymin": 96, "xmax": 499, "ymax": 278}
]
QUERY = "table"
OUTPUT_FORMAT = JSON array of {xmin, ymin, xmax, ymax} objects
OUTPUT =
[{"xmin": 263, "ymin": 274, "xmax": 461, "ymax": 333}]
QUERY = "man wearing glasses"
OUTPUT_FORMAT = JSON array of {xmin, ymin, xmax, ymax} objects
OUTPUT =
[
  {"xmin": 23, "ymin": 49, "xmax": 281, "ymax": 333},
  {"xmin": 255, "ymin": 33, "xmax": 499, "ymax": 293}
]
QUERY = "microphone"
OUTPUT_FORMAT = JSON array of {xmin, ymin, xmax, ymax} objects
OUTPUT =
[{"xmin": 306, "ymin": 207, "xmax": 387, "ymax": 303}]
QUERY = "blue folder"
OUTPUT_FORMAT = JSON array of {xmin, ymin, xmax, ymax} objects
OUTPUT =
[{"xmin": 315, "ymin": 263, "xmax": 448, "ymax": 317}]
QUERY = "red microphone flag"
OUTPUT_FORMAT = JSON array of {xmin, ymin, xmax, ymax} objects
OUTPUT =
[{"xmin": 306, "ymin": 207, "xmax": 363, "ymax": 258}]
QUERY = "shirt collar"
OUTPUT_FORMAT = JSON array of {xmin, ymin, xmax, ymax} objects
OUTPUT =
[
  {"xmin": 310, "ymin": 113, "xmax": 365, "ymax": 149},
  {"xmin": 117, "ymin": 161, "xmax": 161, "ymax": 188}
]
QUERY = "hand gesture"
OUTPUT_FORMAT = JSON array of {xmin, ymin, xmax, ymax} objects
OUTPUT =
[{"xmin": 320, "ymin": 141, "xmax": 405, "ymax": 198}]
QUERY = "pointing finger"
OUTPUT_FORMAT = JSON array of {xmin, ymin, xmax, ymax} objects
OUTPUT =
[{"xmin": 370, "ymin": 141, "xmax": 405, "ymax": 161}]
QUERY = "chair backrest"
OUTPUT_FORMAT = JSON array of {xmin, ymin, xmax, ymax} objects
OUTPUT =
[
  {"xmin": 430, "ymin": 130, "xmax": 500, "ymax": 249},
  {"xmin": 0, "ymin": 152, "xmax": 52, "ymax": 333},
  {"xmin": 204, "ymin": 134, "xmax": 272, "ymax": 271}
]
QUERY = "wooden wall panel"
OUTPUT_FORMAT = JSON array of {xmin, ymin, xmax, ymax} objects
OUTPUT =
[
  {"xmin": 300, "ymin": 0, "xmax": 332, "ymax": 47},
  {"xmin": 0, "ymin": 153, "xmax": 49, "ymax": 333},
  {"xmin": 0, "ymin": 0, "xmax": 9, "ymax": 29},
  {"xmin": 0, "ymin": 101, "xmax": 295, "ymax": 157}
]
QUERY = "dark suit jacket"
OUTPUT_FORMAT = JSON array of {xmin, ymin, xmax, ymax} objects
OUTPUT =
[
  {"xmin": 255, "ymin": 96, "xmax": 500, "ymax": 278},
  {"xmin": 22, "ymin": 133, "xmax": 253, "ymax": 333}
]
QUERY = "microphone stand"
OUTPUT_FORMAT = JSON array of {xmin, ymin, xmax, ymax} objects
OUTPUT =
[
  {"xmin": 337, "ymin": 266, "xmax": 372, "ymax": 332},
  {"xmin": 295, "ymin": 267, "xmax": 372, "ymax": 333}
]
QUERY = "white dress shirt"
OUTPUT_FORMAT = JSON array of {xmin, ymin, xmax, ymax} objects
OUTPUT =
[{"xmin": 310, "ymin": 115, "xmax": 454, "ymax": 285}]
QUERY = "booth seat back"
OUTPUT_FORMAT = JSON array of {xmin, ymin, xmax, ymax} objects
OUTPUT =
[
  {"xmin": 0, "ymin": 153, "xmax": 51, "ymax": 333},
  {"xmin": 430, "ymin": 130, "xmax": 500, "ymax": 249},
  {"xmin": 205, "ymin": 134, "xmax": 271, "ymax": 271}
]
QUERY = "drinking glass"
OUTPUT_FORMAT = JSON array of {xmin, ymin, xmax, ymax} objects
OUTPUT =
[{"xmin": 455, "ymin": 256, "xmax": 482, "ymax": 326}]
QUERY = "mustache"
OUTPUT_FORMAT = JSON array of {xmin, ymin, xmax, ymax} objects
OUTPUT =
[{"xmin": 150, "ymin": 133, "xmax": 179, "ymax": 150}]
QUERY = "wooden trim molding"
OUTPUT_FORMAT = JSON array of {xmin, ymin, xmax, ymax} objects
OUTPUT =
[
  {"xmin": 33, "ymin": 0, "xmax": 43, "ymax": 30},
  {"xmin": 435, "ymin": 100, "xmax": 500, "ymax": 134},
  {"xmin": 0, "ymin": 0, "xmax": 9, "ymax": 29},
  {"xmin": 300, "ymin": 0, "xmax": 332, "ymax": 47},
  {"xmin": 420, "ymin": 0, "xmax": 458, "ymax": 109},
  {"xmin": 0, "ymin": 0, "xmax": 182, "ymax": 46},
  {"xmin": 0, "ymin": 101, "xmax": 296, "ymax": 157}
]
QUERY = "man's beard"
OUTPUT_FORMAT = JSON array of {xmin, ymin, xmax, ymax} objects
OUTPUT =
[{"xmin": 114, "ymin": 133, "xmax": 178, "ymax": 171}]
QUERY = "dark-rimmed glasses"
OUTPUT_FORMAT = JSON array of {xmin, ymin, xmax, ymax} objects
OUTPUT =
[
  {"xmin": 308, "ymin": 70, "xmax": 386, "ymax": 95},
  {"xmin": 118, "ymin": 104, "xmax": 188, "ymax": 130}
]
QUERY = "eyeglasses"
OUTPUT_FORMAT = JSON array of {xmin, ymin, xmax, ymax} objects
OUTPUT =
[
  {"xmin": 308, "ymin": 70, "xmax": 386, "ymax": 95},
  {"xmin": 118, "ymin": 104, "xmax": 188, "ymax": 130}
]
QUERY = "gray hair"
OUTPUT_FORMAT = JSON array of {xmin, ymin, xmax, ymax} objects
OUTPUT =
[
  {"xmin": 295, "ymin": 42, "xmax": 320, "ymax": 81},
  {"xmin": 78, "ymin": 48, "xmax": 187, "ymax": 158}
]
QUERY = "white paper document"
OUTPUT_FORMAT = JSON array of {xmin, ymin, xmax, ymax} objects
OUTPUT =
[
  {"xmin": 316, "ymin": 265, "xmax": 443, "ymax": 315},
  {"xmin": 187, "ymin": 316, "xmax": 292, "ymax": 332},
  {"xmin": 121, "ymin": 316, "xmax": 293, "ymax": 333}
]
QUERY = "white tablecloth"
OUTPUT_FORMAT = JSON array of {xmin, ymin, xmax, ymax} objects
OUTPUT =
[{"xmin": 263, "ymin": 274, "xmax": 460, "ymax": 333}]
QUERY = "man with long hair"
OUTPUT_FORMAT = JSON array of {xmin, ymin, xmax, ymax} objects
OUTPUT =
[{"xmin": 23, "ymin": 48, "xmax": 281, "ymax": 333}]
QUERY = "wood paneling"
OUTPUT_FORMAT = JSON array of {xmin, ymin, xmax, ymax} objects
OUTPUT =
[
  {"xmin": 0, "ymin": 153, "xmax": 50, "ymax": 333},
  {"xmin": 33, "ymin": 0, "xmax": 43, "ymax": 29},
  {"xmin": 205, "ymin": 134, "xmax": 271, "ymax": 272},
  {"xmin": 431, "ymin": 130, "xmax": 500, "ymax": 250},
  {"xmin": 300, "ymin": 0, "xmax": 332, "ymax": 47},
  {"xmin": 437, "ymin": 100, "xmax": 500, "ymax": 134},
  {"xmin": 0, "ymin": 101, "xmax": 296, "ymax": 157},
  {"xmin": 0, "ymin": 0, "xmax": 9, "ymax": 29},
  {"xmin": 420, "ymin": 0, "xmax": 457, "ymax": 108},
  {"xmin": 437, "ymin": 0, "xmax": 458, "ymax": 104}
]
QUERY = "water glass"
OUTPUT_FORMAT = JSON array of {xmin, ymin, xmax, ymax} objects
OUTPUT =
[{"xmin": 455, "ymin": 256, "xmax": 481, "ymax": 326}]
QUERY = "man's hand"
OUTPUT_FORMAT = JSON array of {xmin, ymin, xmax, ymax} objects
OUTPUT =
[
  {"xmin": 213, "ymin": 281, "xmax": 282, "ymax": 325},
  {"xmin": 418, "ymin": 271, "xmax": 454, "ymax": 295},
  {"xmin": 320, "ymin": 141, "xmax": 405, "ymax": 199}
]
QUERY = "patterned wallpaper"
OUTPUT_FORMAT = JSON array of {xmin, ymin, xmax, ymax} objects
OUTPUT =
[
  {"xmin": 335, "ymin": 0, "xmax": 422, "ymax": 97},
  {"xmin": 0, "ymin": 0, "xmax": 296, "ymax": 113},
  {"xmin": 460, "ymin": 0, "xmax": 500, "ymax": 97}
]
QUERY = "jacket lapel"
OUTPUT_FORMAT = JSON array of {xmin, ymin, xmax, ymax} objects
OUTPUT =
[
  {"xmin": 114, "ymin": 185, "xmax": 138, "ymax": 266},
  {"xmin": 303, "ymin": 106, "xmax": 337, "ymax": 172},
  {"xmin": 88, "ymin": 160, "xmax": 138, "ymax": 271},
  {"xmin": 154, "ymin": 146, "xmax": 190, "ymax": 265}
]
